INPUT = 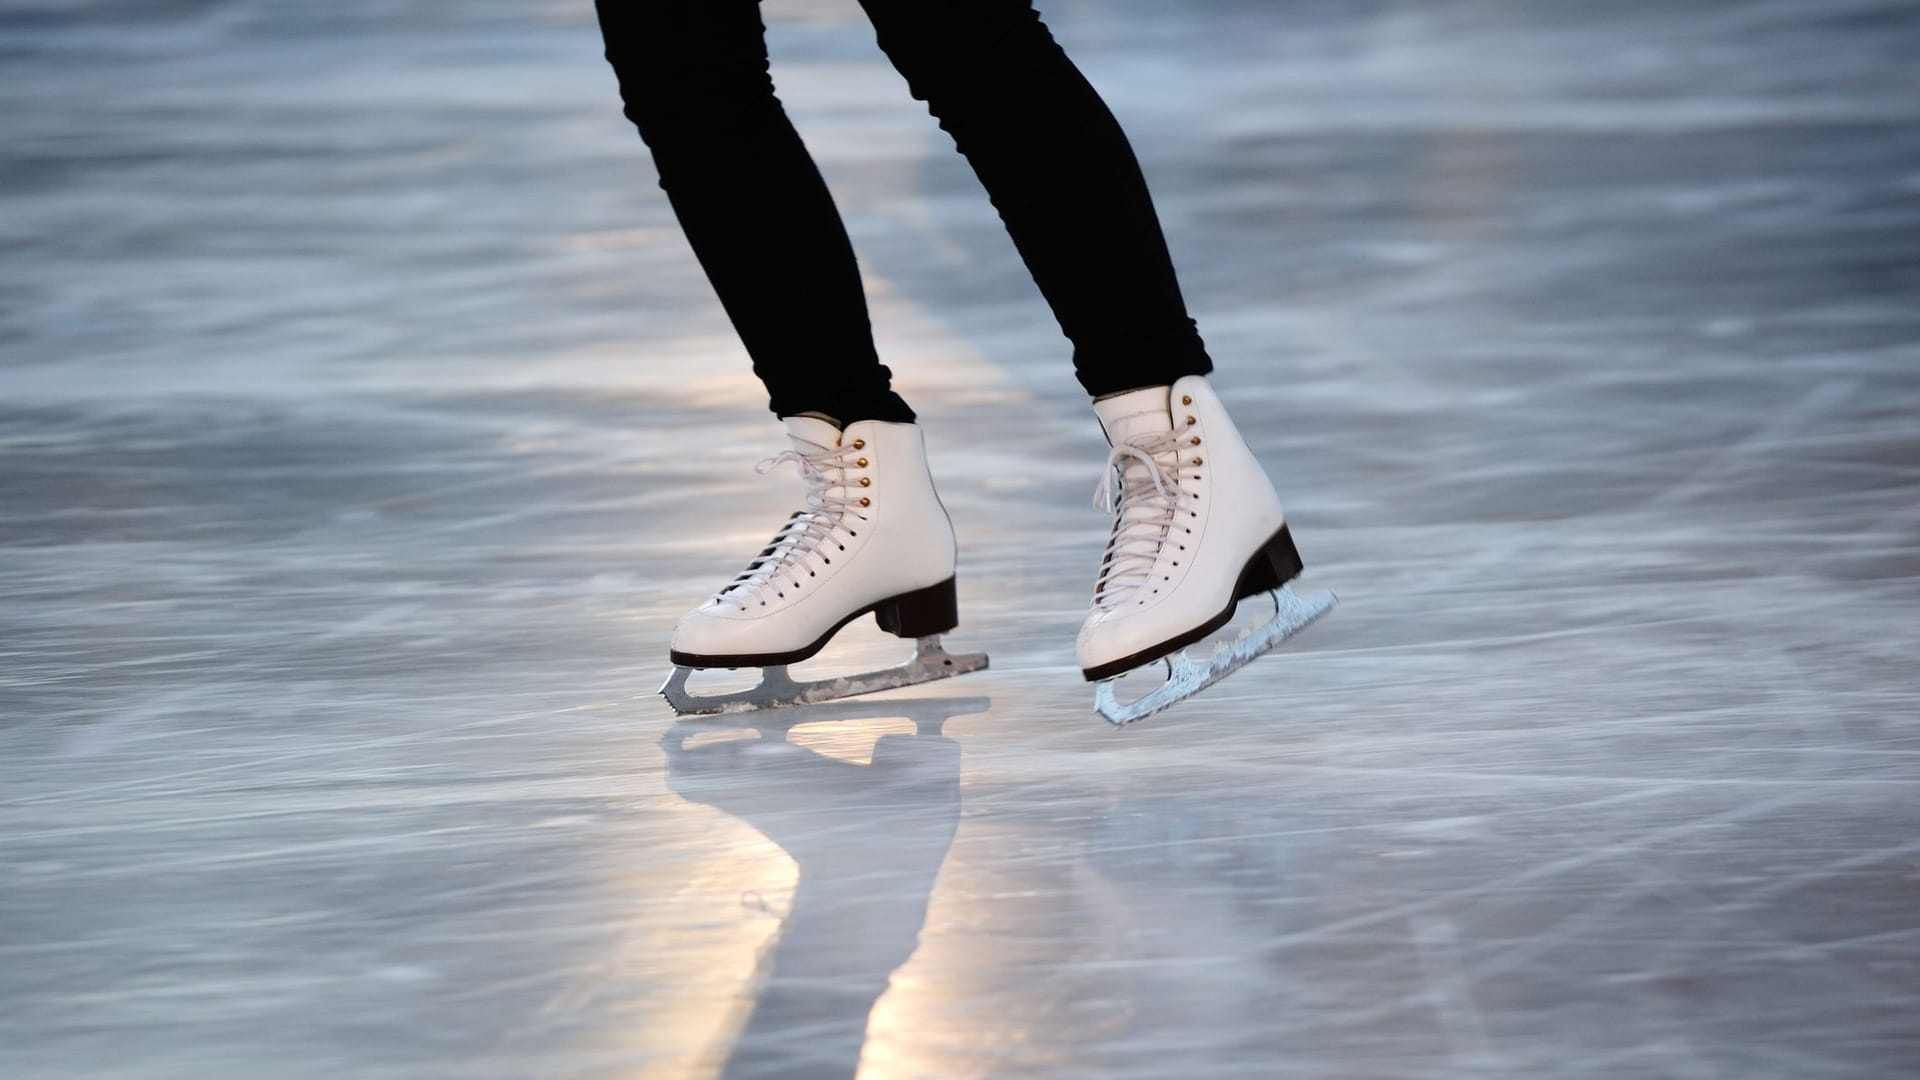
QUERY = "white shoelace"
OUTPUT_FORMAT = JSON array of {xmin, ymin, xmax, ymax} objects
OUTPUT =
[
  {"xmin": 1089, "ymin": 431, "xmax": 1186, "ymax": 609},
  {"xmin": 713, "ymin": 444, "xmax": 869, "ymax": 606}
]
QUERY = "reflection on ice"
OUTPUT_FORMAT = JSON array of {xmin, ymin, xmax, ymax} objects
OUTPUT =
[{"xmin": 663, "ymin": 697, "xmax": 983, "ymax": 1079}]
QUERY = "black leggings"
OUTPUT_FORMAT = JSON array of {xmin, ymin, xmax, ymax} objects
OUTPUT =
[{"xmin": 595, "ymin": 0, "xmax": 1212, "ymax": 423}]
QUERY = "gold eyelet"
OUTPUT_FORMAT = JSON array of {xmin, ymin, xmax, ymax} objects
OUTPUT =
[
  {"xmin": 1190, "ymin": 436, "xmax": 1201, "ymax": 445},
  {"xmin": 1185, "ymin": 415, "xmax": 1196, "ymax": 426},
  {"xmin": 859, "ymin": 496, "xmax": 871, "ymax": 507},
  {"xmin": 856, "ymin": 457, "xmax": 868, "ymax": 467},
  {"xmin": 859, "ymin": 477, "xmax": 871, "ymax": 487},
  {"xmin": 1181, "ymin": 395, "xmax": 1193, "ymax": 405},
  {"xmin": 1192, "ymin": 456, "xmax": 1203, "ymax": 465},
  {"xmin": 852, "ymin": 438, "xmax": 865, "ymax": 449}
]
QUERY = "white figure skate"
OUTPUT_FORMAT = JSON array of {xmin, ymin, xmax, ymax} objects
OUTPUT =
[
  {"xmin": 660, "ymin": 417, "xmax": 988, "ymax": 715},
  {"xmin": 1079, "ymin": 375, "xmax": 1336, "ymax": 725}
]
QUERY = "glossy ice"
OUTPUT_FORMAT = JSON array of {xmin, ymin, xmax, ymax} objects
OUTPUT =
[{"xmin": 3, "ymin": 1, "xmax": 1918, "ymax": 1077}]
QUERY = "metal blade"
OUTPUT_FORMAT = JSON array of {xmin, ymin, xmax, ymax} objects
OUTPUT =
[
  {"xmin": 661, "ymin": 635, "xmax": 990, "ymax": 716},
  {"xmin": 1093, "ymin": 585, "xmax": 1337, "ymax": 726}
]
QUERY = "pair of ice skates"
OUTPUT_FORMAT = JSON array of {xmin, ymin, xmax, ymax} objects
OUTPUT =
[{"xmin": 659, "ymin": 375, "xmax": 1336, "ymax": 725}]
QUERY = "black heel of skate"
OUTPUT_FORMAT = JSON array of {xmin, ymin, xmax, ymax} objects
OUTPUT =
[
  {"xmin": 1235, "ymin": 525, "xmax": 1305, "ymax": 600},
  {"xmin": 874, "ymin": 577, "xmax": 960, "ymax": 638}
]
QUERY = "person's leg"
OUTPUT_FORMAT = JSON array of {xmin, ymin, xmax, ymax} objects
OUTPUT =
[
  {"xmin": 854, "ymin": 0, "xmax": 1211, "ymax": 398},
  {"xmin": 595, "ymin": 0, "xmax": 913, "ymax": 423}
]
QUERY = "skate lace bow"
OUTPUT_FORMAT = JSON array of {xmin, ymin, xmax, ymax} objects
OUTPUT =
[
  {"xmin": 1089, "ymin": 432, "xmax": 1185, "ymax": 608},
  {"xmin": 713, "ymin": 444, "xmax": 868, "ymax": 603}
]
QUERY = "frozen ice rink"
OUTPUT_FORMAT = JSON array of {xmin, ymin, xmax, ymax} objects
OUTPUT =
[{"xmin": 4, "ymin": 1, "xmax": 1919, "ymax": 1076}]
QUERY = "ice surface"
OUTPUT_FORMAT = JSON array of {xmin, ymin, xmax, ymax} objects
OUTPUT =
[{"xmin": 3, "ymin": 1, "xmax": 1919, "ymax": 1077}]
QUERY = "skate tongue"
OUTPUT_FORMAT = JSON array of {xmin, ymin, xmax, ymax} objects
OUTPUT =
[
  {"xmin": 1092, "ymin": 386, "xmax": 1174, "ymax": 447},
  {"xmin": 781, "ymin": 415, "xmax": 843, "ymax": 454}
]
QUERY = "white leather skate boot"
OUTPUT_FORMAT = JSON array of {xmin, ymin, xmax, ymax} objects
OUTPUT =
[
  {"xmin": 661, "ymin": 417, "xmax": 987, "ymax": 714},
  {"xmin": 1079, "ymin": 375, "xmax": 1336, "ymax": 722}
]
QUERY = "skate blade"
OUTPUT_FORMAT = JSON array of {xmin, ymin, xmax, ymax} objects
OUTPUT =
[
  {"xmin": 1093, "ymin": 584, "xmax": 1337, "ymax": 726},
  {"xmin": 660, "ymin": 634, "xmax": 989, "ymax": 716}
]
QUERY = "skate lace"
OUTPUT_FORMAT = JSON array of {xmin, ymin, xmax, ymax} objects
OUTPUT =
[
  {"xmin": 712, "ymin": 444, "xmax": 870, "ymax": 604},
  {"xmin": 1089, "ymin": 432, "xmax": 1185, "ymax": 609}
]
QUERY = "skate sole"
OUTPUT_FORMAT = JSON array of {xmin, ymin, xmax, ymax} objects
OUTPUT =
[
  {"xmin": 1093, "ymin": 584, "xmax": 1336, "ymax": 725},
  {"xmin": 1080, "ymin": 524, "xmax": 1305, "ymax": 683},
  {"xmin": 661, "ymin": 635, "xmax": 989, "ymax": 716},
  {"xmin": 670, "ymin": 576, "xmax": 961, "ymax": 669}
]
